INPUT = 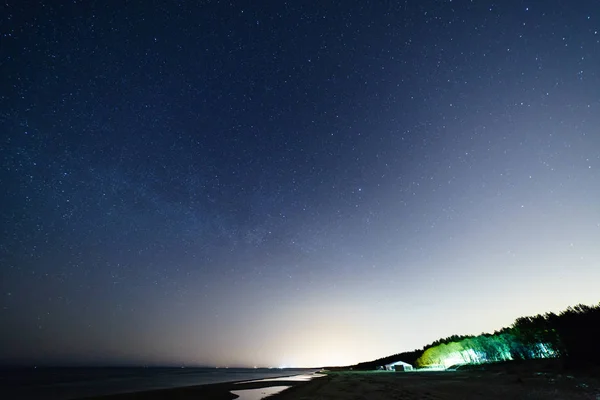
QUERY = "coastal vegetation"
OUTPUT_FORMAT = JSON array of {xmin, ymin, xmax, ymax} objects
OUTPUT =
[{"xmin": 349, "ymin": 302, "xmax": 600, "ymax": 370}]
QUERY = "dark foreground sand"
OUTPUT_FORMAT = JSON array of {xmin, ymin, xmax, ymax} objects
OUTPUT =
[
  {"xmin": 83, "ymin": 377, "xmax": 313, "ymax": 400},
  {"xmin": 86, "ymin": 361, "xmax": 600, "ymax": 400},
  {"xmin": 272, "ymin": 369, "xmax": 600, "ymax": 400}
]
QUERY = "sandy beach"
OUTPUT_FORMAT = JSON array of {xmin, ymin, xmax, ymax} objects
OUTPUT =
[
  {"xmin": 82, "ymin": 361, "xmax": 600, "ymax": 400},
  {"xmin": 272, "ymin": 363, "xmax": 600, "ymax": 400},
  {"xmin": 81, "ymin": 374, "xmax": 323, "ymax": 400}
]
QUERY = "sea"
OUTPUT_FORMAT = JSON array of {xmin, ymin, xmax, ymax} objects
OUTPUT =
[{"xmin": 0, "ymin": 367, "xmax": 318, "ymax": 399}]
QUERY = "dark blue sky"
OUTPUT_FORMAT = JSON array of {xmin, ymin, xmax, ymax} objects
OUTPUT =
[{"xmin": 1, "ymin": 0, "xmax": 599, "ymax": 367}]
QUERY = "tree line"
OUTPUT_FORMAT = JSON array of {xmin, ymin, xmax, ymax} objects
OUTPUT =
[{"xmin": 346, "ymin": 302, "xmax": 600, "ymax": 370}]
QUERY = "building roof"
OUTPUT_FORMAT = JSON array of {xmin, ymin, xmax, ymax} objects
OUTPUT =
[{"xmin": 384, "ymin": 360, "xmax": 412, "ymax": 367}]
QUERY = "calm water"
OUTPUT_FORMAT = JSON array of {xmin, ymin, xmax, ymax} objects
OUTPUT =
[{"xmin": 0, "ymin": 367, "xmax": 317, "ymax": 399}]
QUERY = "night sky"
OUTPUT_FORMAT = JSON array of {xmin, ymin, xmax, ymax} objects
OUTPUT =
[{"xmin": 1, "ymin": 0, "xmax": 600, "ymax": 368}]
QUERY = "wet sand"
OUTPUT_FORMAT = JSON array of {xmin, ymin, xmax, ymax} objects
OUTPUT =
[
  {"xmin": 81, "ymin": 375, "xmax": 323, "ymax": 400},
  {"xmin": 84, "ymin": 361, "xmax": 600, "ymax": 400},
  {"xmin": 272, "ymin": 367, "xmax": 600, "ymax": 400}
]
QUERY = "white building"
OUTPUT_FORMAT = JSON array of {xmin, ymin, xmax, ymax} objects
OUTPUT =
[{"xmin": 384, "ymin": 360, "xmax": 414, "ymax": 371}]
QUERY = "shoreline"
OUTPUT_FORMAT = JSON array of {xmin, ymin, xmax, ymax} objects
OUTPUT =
[
  {"xmin": 80, "ymin": 372, "xmax": 327, "ymax": 400},
  {"xmin": 31, "ymin": 360, "xmax": 588, "ymax": 400},
  {"xmin": 80, "ymin": 360, "xmax": 600, "ymax": 400}
]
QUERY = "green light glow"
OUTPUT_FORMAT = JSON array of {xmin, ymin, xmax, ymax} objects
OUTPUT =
[{"xmin": 416, "ymin": 335, "xmax": 556, "ymax": 368}]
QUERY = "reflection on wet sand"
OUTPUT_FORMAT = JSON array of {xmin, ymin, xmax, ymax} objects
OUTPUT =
[
  {"xmin": 235, "ymin": 373, "xmax": 326, "ymax": 384},
  {"xmin": 230, "ymin": 385, "xmax": 290, "ymax": 400}
]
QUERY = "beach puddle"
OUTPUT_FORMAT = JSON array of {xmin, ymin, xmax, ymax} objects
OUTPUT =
[
  {"xmin": 230, "ymin": 385, "xmax": 290, "ymax": 400},
  {"xmin": 236, "ymin": 373, "xmax": 326, "ymax": 384}
]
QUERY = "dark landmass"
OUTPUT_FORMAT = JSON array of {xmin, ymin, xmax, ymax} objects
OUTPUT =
[
  {"xmin": 273, "ymin": 360, "xmax": 600, "ymax": 400},
  {"xmin": 81, "ymin": 360, "xmax": 600, "ymax": 400},
  {"xmin": 342, "ymin": 302, "xmax": 600, "ymax": 371}
]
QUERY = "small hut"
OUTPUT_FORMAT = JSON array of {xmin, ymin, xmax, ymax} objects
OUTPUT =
[{"xmin": 384, "ymin": 360, "xmax": 414, "ymax": 372}]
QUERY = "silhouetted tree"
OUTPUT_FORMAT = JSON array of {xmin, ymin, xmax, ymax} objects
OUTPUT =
[{"xmin": 353, "ymin": 302, "xmax": 600, "ymax": 370}]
